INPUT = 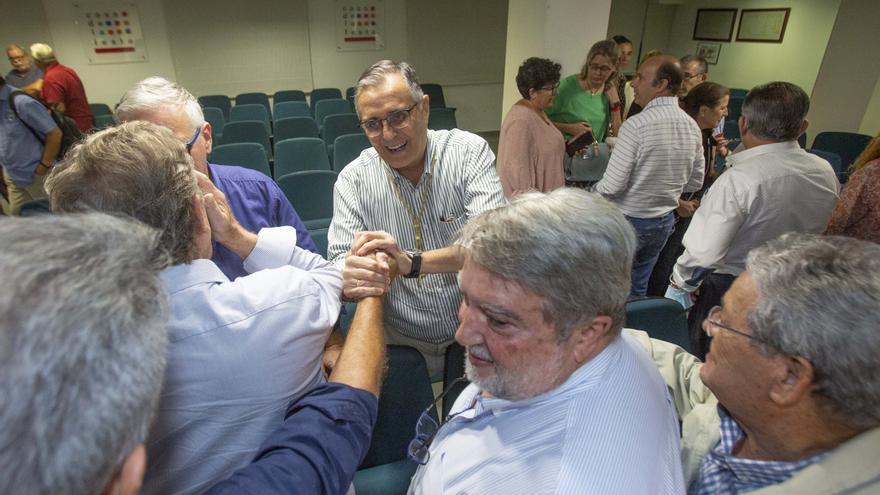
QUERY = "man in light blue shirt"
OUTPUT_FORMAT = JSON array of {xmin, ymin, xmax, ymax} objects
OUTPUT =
[
  {"xmin": 408, "ymin": 188, "xmax": 685, "ymax": 494},
  {"xmin": 47, "ymin": 121, "xmax": 343, "ymax": 495}
]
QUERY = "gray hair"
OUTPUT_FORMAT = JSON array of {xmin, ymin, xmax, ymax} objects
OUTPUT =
[
  {"xmin": 46, "ymin": 120, "xmax": 199, "ymax": 265},
  {"xmin": 680, "ymin": 54, "xmax": 708, "ymax": 76},
  {"xmin": 458, "ymin": 188, "xmax": 636, "ymax": 340},
  {"xmin": 6, "ymin": 44, "xmax": 25, "ymax": 54},
  {"xmin": 746, "ymin": 233, "xmax": 880, "ymax": 429},
  {"xmin": 741, "ymin": 81, "xmax": 809, "ymax": 142},
  {"xmin": 354, "ymin": 60, "xmax": 424, "ymax": 115},
  {"xmin": 0, "ymin": 213, "xmax": 169, "ymax": 494},
  {"xmin": 29, "ymin": 42, "xmax": 55, "ymax": 63},
  {"xmin": 115, "ymin": 76, "xmax": 205, "ymax": 130}
]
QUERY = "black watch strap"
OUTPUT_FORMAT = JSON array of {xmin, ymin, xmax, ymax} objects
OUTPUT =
[{"xmin": 403, "ymin": 250, "xmax": 422, "ymax": 278}]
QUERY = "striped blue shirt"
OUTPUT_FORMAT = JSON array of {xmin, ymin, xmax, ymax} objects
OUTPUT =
[
  {"xmin": 327, "ymin": 129, "xmax": 505, "ymax": 343},
  {"xmin": 408, "ymin": 332, "xmax": 686, "ymax": 494},
  {"xmin": 696, "ymin": 407, "xmax": 827, "ymax": 494}
]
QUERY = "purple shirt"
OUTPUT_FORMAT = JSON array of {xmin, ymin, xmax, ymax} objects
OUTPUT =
[{"xmin": 209, "ymin": 163, "xmax": 317, "ymax": 279}]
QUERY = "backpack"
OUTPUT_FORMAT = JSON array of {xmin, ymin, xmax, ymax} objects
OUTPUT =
[{"xmin": 9, "ymin": 90, "xmax": 84, "ymax": 159}]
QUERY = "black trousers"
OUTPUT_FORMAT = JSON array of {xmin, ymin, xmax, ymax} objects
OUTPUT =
[{"xmin": 688, "ymin": 273, "xmax": 736, "ymax": 360}]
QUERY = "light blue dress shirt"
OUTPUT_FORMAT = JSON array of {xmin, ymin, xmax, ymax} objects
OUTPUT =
[
  {"xmin": 408, "ymin": 332, "xmax": 686, "ymax": 494},
  {"xmin": 0, "ymin": 84, "xmax": 58, "ymax": 186},
  {"xmin": 143, "ymin": 227, "xmax": 343, "ymax": 495}
]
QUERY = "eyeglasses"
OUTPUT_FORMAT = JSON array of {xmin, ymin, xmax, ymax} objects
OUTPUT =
[
  {"xmin": 360, "ymin": 103, "xmax": 419, "ymax": 136},
  {"xmin": 704, "ymin": 306, "xmax": 762, "ymax": 342},
  {"xmin": 408, "ymin": 376, "xmax": 469, "ymax": 465},
  {"xmin": 588, "ymin": 63, "xmax": 614, "ymax": 73},
  {"xmin": 185, "ymin": 126, "xmax": 202, "ymax": 154},
  {"xmin": 539, "ymin": 83, "xmax": 559, "ymax": 95}
]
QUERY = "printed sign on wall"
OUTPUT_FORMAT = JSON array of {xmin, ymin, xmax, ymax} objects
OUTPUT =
[
  {"xmin": 336, "ymin": 0, "xmax": 385, "ymax": 52},
  {"xmin": 74, "ymin": 2, "xmax": 148, "ymax": 64}
]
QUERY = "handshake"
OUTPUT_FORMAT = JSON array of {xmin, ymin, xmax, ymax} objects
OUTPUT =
[{"xmin": 342, "ymin": 231, "xmax": 409, "ymax": 300}]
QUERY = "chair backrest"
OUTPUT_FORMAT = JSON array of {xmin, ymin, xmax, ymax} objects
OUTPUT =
[
  {"xmin": 89, "ymin": 103, "xmax": 113, "ymax": 117},
  {"xmin": 235, "ymin": 92, "xmax": 271, "ymax": 118},
  {"xmin": 310, "ymin": 87, "xmax": 343, "ymax": 116},
  {"xmin": 229, "ymin": 104, "xmax": 271, "ymax": 133},
  {"xmin": 807, "ymin": 148, "xmax": 844, "ymax": 182},
  {"xmin": 273, "ymin": 89, "xmax": 307, "ymax": 104},
  {"xmin": 276, "ymin": 170, "xmax": 338, "ymax": 223},
  {"xmin": 273, "ymin": 101, "xmax": 312, "ymax": 121},
  {"xmin": 729, "ymin": 88, "xmax": 748, "ymax": 98},
  {"xmin": 726, "ymin": 96, "xmax": 744, "ymax": 123},
  {"xmin": 93, "ymin": 114, "xmax": 115, "ymax": 130},
  {"xmin": 203, "ymin": 107, "xmax": 225, "ymax": 140},
  {"xmin": 219, "ymin": 120, "xmax": 272, "ymax": 158},
  {"xmin": 422, "ymin": 83, "xmax": 446, "ymax": 108},
  {"xmin": 274, "ymin": 137, "xmax": 331, "ymax": 178},
  {"xmin": 624, "ymin": 297, "xmax": 690, "ymax": 350},
  {"xmin": 315, "ymin": 98, "xmax": 354, "ymax": 126},
  {"xmin": 723, "ymin": 119, "xmax": 740, "ymax": 140},
  {"xmin": 333, "ymin": 133, "xmax": 372, "ymax": 172},
  {"xmin": 309, "ymin": 227, "xmax": 329, "ymax": 258},
  {"xmin": 210, "ymin": 142, "xmax": 271, "ymax": 177},
  {"xmin": 345, "ymin": 86, "xmax": 357, "ymax": 112},
  {"xmin": 811, "ymin": 131, "xmax": 873, "ymax": 170},
  {"xmin": 274, "ymin": 116, "xmax": 320, "ymax": 142},
  {"xmin": 322, "ymin": 114, "xmax": 362, "ymax": 149},
  {"xmin": 198, "ymin": 95, "xmax": 231, "ymax": 120},
  {"xmin": 360, "ymin": 345, "xmax": 436, "ymax": 469},
  {"xmin": 428, "ymin": 108, "xmax": 457, "ymax": 131},
  {"xmin": 798, "ymin": 132, "xmax": 807, "ymax": 148}
]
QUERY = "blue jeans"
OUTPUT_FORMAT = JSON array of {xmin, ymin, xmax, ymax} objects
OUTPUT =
[{"xmin": 626, "ymin": 213, "xmax": 675, "ymax": 297}]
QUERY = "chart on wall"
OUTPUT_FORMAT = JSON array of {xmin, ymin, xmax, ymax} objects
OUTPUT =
[
  {"xmin": 335, "ymin": 0, "xmax": 385, "ymax": 52},
  {"xmin": 74, "ymin": 2, "xmax": 149, "ymax": 64}
]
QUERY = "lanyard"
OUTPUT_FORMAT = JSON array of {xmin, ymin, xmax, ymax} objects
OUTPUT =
[{"xmin": 383, "ymin": 150, "xmax": 436, "ymax": 253}]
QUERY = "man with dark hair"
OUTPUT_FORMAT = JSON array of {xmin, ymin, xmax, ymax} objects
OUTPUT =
[
  {"xmin": 638, "ymin": 233, "xmax": 880, "ymax": 493},
  {"xmin": 666, "ymin": 82, "xmax": 839, "ymax": 359},
  {"xmin": 5, "ymin": 44, "xmax": 42, "ymax": 96},
  {"xmin": 679, "ymin": 54, "xmax": 708, "ymax": 96},
  {"xmin": 593, "ymin": 54, "xmax": 704, "ymax": 296},
  {"xmin": 0, "ymin": 73, "xmax": 61, "ymax": 215}
]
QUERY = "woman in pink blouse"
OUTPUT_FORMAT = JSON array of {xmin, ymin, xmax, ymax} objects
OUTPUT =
[
  {"xmin": 497, "ymin": 57, "xmax": 565, "ymax": 198},
  {"xmin": 826, "ymin": 133, "xmax": 880, "ymax": 243}
]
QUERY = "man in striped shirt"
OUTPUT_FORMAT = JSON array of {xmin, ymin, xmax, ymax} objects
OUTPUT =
[
  {"xmin": 408, "ymin": 189, "xmax": 685, "ymax": 494},
  {"xmin": 593, "ymin": 55, "xmax": 704, "ymax": 296},
  {"xmin": 327, "ymin": 61, "xmax": 505, "ymax": 378}
]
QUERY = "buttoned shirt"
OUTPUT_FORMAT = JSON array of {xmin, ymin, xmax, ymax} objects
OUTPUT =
[
  {"xmin": 327, "ymin": 129, "xmax": 505, "ymax": 343},
  {"xmin": 672, "ymin": 141, "xmax": 839, "ymax": 291},
  {"xmin": 0, "ymin": 84, "xmax": 57, "ymax": 186},
  {"xmin": 208, "ymin": 162, "xmax": 316, "ymax": 280},
  {"xmin": 143, "ymin": 227, "xmax": 342, "ymax": 495},
  {"xmin": 593, "ymin": 96, "xmax": 704, "ymax": 218},
  {"xmin": 407, "ymin": 332, "xmax": 685, "ymax": 494}
]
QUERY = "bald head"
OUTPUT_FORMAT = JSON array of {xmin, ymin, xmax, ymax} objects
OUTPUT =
[{"xmin": 632, "ymin": 55, "xmax": 683, "ymax": 107}]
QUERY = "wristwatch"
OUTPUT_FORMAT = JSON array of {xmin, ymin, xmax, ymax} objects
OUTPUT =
[{"xmin": 403, "ymin": 250, "xmax": 422, "ymax": 278}]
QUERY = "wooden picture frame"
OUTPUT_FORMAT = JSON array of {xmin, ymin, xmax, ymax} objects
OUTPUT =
[
  {"xmin": 696, "ymin": 42, "xmax": 721, "ymax": 65},
  {"xmin": 736, "ymin": 8, "xmax": 791, "ymax": 43},
  {"xmin": 693, "ymin": 8, "xmax": 737, "ymax": 42}
]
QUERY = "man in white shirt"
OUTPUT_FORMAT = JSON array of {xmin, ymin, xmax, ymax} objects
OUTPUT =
[
  {"xmin": 407, "ymin": 188, "xmax": 684, "ymax": 495},
  {"xmin": 593, "ymin": 55, "xmax": 704, "ymax": 296},
  {"xmin": 665, "ymin": 82, "xmax": 839, "ymax": 359}
]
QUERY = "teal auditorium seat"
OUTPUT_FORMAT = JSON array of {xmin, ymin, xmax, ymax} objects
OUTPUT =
[
  {"xmin": 310, "ymin": 88, "xmax": 343, "ymax": 117},
  {"xmin": 198, "ymin": 95, "xmax": 231, "ymax": 121},
  {"xmin": 219, "ymin": 121, "xmax": 272, "ymax": 158},
  {"xmin": 315, "ymin": 99, "xmax": 354, "ymax": 127},
  {"xmin": 428, "ymin": 108, "xmax": 457, "ymax": 130},
  {"xmin": 230, "ymin": 104, "xmax": 271, "ymax": 133},
  {"xmin": 210, "ymin": 143, "xmax": 271, "ymax": 177},
  {"xmin": 333, "ymin": 133, "xmax": 371, "ymax": 172},
  {"xmin": 274, "ymin": 138, "xmax": 331, "ymax": 179},
  {"xmin": 798, "ymin": 132, "xmax": 807, "ymax": 148},
  {"xmin": 273, "ymin": 89, "xmax": 307, "ymax": 104},
  {"xmin": 345, "ymin": 86, "xmax": 357, "ymax": 112},
  {"xmin": 273, "ymin": 101, "xmax": 311, "ymax": 121},
  {"xmin": 89, "ymin": 103, "xmax": 113, "ymax": 117},
  {"xmin": 812, "ymin": 131, "xmax": 873, "ymax": 180},
  {"xmin": 309, "ymin": 227, "xmax": 329, "ymax": 258},
  {"xmin": 624, "ymin": 297, "xmax": 689, "ymax": 350},
  {"xmin": 276, "ymin": 170, "xmax": 337, "ymax": 230},
  {"xmin": 723, "ymin": 119, "xmax": 739, "ymax": 140},
  {"xmin": 806, "ymin": 149, "xmax": 844, "ymax": 183},
  {"xmin": 421, "ymin": 83, "xmax": 447, "ymax": 108},
  {"xmin": 726, "ymin": 96, "xmax": 744, "ymax": 123},
  {"xmin": 203, "ymin": 107, "xmax": 225, "ymax": 142},
  {"xmin": 322, "ymin": 114, "xmax": 362, "ymax": 161},
  {"xmin": 235, "ymin": 92, "xmax": 271, "ymax": 119},
  {"xmin": 274, "ymin": 117, "xmax": 319, "ymax": 142},
  {"xmin": 93, "ymin": 114, "xmax": 115, "ymax": 130},
  {"xmin": 729, "ymin": 88, "xmax": 748, "ymax": 98},
  {"xmin": 353, "ymin": 345, "xmax": 435, "ymax": 495}
]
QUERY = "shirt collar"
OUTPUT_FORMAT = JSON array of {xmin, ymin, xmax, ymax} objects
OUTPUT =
[
  {"xmin": 644, "ymin": 95, "xmax": 680, "ymax": 110},
  {"xmin": 160, "ymin": 259, "xmax": 229, "ymax": 293},
  {"xmin": 726, "ymin": 140, "xmax": 801, "ymax": 168}
]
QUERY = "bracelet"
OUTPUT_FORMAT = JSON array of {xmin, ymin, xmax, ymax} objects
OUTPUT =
[
  {"xmin": 609, "ymin": 102, "xmax": 622, "ymax": 113},
  {"xmin": 39, "ymin": 161, "xmax": 53, "ymax": 169}
]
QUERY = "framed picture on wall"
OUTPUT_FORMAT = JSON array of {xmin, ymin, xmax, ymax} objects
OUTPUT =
[
  {"xmin": 696, "ymin": 42, "xmax": 721, "ymax": 65},
  {"xmin": 737, "ymin": 8, "xmax": 791, "ymax": 43},
  {"xmin": 693, "ymin": 8, "xmax": 737, "ymax": 42}
]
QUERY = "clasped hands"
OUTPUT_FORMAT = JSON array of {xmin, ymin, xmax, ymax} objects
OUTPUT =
[{"xmin": 343, "ymin": 231, "xmax": 405, "ymax": 300}]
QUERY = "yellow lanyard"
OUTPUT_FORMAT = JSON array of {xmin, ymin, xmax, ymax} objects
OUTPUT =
[{"xmin": 384, "ymin": 151, "xmax": 436, "ymax": 285}]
